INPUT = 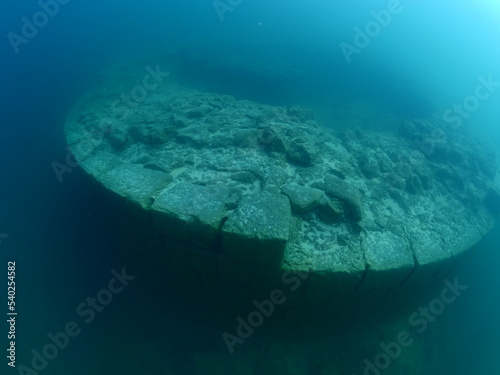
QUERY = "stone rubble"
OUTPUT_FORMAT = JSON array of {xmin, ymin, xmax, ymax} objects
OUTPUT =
[{"xmin": 65, "ymin": 66, "xmax": 499, "ymax": 305}]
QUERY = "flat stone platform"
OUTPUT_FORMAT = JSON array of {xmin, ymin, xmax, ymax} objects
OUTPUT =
[{"xmin": 65, "ymin": 64, "xmax": 499, "ymax": 322}]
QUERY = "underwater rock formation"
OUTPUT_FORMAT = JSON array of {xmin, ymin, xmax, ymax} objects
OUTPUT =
[{"xmin": 65, "ymin": 65, "xmax": 499, "ymax": 317}]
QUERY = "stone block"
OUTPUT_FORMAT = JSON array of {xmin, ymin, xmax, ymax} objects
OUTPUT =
[
  {"xmin": 222, "ymin": 192, "xmax": 291, "ymax": 266},
  {"xmin": 151, "ymin": 183, "xmax": 230, "ymax": 249}
]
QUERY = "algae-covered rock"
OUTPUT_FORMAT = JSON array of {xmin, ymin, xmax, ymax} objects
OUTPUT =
[
  {"xmin": 222, "ymin": 192, "xmax": 291, "ymax": 266},
  {"xmin": 151, "ymin": 183, "xmax": 230, "ymax": 249},
  {"xmin": 264, "ymin": 167, "xmax": 289, "ymax": 193},
  {"xmin": 101, "ymin": 163, "xmax": 173, "ymax": 209},
  {"xmin": 318, "ymin": 199, "xmax": 344, "ymax": 224},
  {"xmin": 106, "ymin": 127, "xmax": 128, "ymax": 150},
  {"xmin": 128, "ymin": 121, "xmax": 174, "ymax": 144},
  {"xmin": 230, "ymin": 171, "xmax": 258, "ymax": 183},
  {"xmin": 324, "ymin": 175, "xmax": 363, "ymax": 222},
  {"xmin": 361, "ymin": 231, "xmax": 415, "ymax": 291},
  {"xmin": 286, "ymin": 138, "xmax": 317, "ymax": 166},
  {"xmin": 281, "ymin": 184, "xmax": 324, "ymax": 213}
]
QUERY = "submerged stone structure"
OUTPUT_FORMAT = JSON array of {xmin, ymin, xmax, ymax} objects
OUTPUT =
[{"xmin": 65, "ymin": 65, "xmax": 500, "ymax": 322}]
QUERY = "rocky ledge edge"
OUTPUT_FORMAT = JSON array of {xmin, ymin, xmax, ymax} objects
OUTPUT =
[{"xmin": 64, "ymin": 68, "xmax": 500, "ymax": 308}]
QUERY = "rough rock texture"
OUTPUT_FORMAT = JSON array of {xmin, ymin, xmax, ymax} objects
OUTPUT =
[
  {"xmin": 151, "ymin": 183, "xmax": 230, "ymax": 249},
  {"xmin": 100, "ymin": 163, "xmax": 173, "ymax": 208},
  {"xmin": 281, "ymin": 184, "xmax": 324, "ymax": 213},
  {"xmin": 324, "ymin": 175, "xmax": 363, "ymax": 222},
  {"xmin": 65, "ymin": 65, "xmax": 499, "ymax": 309},
  {"xmin": 222, "ymin": 192, "xmax": 291, "ymax": 266}
]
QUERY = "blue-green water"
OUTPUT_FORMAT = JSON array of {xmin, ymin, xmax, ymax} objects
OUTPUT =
[{"xmin": 1, "ymin": 1, "xmax": 500, "ymax": 374}]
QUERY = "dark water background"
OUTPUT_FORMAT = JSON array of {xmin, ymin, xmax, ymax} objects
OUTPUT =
[{"xmin": 1, "ymin": 1, "xmax": 499, "ymax": 374}]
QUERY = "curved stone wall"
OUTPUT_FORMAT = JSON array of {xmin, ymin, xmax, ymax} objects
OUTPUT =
[{"xmin": 65, "ymin": 65, "xmax": 499, "ymax": 322}]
